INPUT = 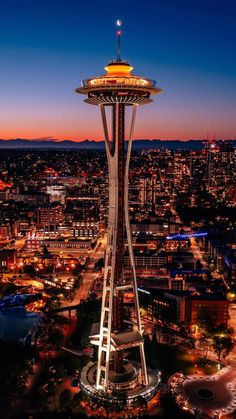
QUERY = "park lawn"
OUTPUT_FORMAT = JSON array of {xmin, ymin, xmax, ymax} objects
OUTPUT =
[{"xmin": 144, "ymin": 341, "xmax": 219, "ymax": 378}]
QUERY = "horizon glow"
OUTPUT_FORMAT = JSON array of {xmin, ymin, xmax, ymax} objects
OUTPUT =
[{"xmin": 0, "ymin": 0, "xmax": 236, "ymax": 141}]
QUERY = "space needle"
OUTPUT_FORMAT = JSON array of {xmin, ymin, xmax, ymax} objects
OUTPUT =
[{"xmin": 76, "ymin": 21, "xmax": 162, "ymax": 405}]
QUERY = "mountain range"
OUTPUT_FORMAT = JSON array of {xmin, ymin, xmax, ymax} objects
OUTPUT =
[{"xmin": 0, "ymin": 138, "xmax": 235, "ymax": 150}]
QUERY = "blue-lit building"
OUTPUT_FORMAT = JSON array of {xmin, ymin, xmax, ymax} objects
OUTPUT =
[{"xmin": 0, "ymin": 293, "xmax": 44, "ymax": 344}]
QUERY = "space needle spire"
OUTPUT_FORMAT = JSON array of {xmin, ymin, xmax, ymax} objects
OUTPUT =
[{"xmin": 116, "ymin": 19, "xmax": 122, "ymax": 62}]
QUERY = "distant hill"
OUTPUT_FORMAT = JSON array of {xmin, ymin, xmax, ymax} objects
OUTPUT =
[{"xmin": 0, "ymin": 138, "xmax": 235, "ymax": 150}]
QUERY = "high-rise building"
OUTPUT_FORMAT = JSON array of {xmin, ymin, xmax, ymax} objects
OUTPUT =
[
  {"xmin": 174, "ymin": 152, "xmax": 191, "ymax": 192},
  {"xmin": 203, "ymin": 138, "xmax": 236, "ymax": 204},
  {"xmin": 139, "ymin": 176, "xmax": 157, "ymax": 210},
  {"xmin": 36, "ymin": 204, "xmax": 64, "ymax": 232},
  {"xmin": 76, "ymin": 24, "xmax": 162, "ymax": 404}
]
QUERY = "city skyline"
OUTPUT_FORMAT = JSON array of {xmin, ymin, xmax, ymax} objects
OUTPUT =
[
  {"xmin": 0, "ymin": 2, "xmax": 236, "ymax": 417},
  {"xmin": 1, "ymin": 0, "xmax": 236, "ymax": 141}
]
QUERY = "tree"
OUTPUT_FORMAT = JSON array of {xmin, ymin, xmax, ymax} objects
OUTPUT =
[
  {"xmin": 31, "ymin": 388, "xmax": 48, "ymax": 411},
  {"xmin": 59, "ymin": 389, "xmax": 72, "ymax": 412},
  {"xmin": 51, "ymin": 314, "xmax": 69, "ymax": 325},
  {"xmin": 47, "ymin": 328, "xmax": 64, "ymax": 348},
  {"xmin": 212, "ymin": 335, "xmax": 234, "ymax": 360},
  {"xmin": 46, "ymin": 296, "xmax": 61, "ymax": 310},
  {"xmin": 43, "ymin": 245, "xmax": 51, "ymax": 255},
  {"xmin": 209, "ymin": 262, "xmax": 215, "ymax": 271},
  {"xmin": 61, "ymin": 353, "xmax": 86, "ymax": 376},
  {"xmin": 23, "ymin": 264, "xmax": 37, "ymax": 277},
  {"xmin": 72, "ymin": 265, "xmax": 82, "ymax": 276},
  {"xmin": 196, "ymin": 307, "xmax": 218, "ymax": 334},
  {"xmin": 206, "ymin": 255, "xmax": 212, "ymax": 264},
  {"xmin": 134, "ymin": 395, "xmax": 147, "ymax": 413},
  {"xmin": 160, "ymin": 392, "xmax": 194, "ymax": 418},
  {"xmin": 0, "ymin": 282, "xmax": 17, "ymax": 298},
  {"xmin": 71, "ymin": 296, "xmax": 101, "ymax": 349},
  {"xmin": 48, "ymin": 380, "xmax": 57, "ymax": 396},
  {"xmin": 195, "ymin": 259, "xmax": 203, "ymax": 271},
  {"xmin": 179, "ymin": 322, "xmax": 189, "ymax": 338},
  {"xmin": 0, "ymin": 341, "xmax": 35, "ymax": 408},
  {"xmin": 160, "ymin": 323, "xmax": 172, "ymax": 343},
  {"xmin": 91, "ymin": 389, "xmax": 127, "ymax": 417},
  {"xmin": 74, "ymin": 275, "xmax": 83, "ymax": 289},
  {"xmin": 94, "ymin": 258, "xmax": 104, "ymax": 271},
  {"xmin": 71, "ymin": 391, "xmax": 85, "ymax": 414},
  {"xmin": 164, "ymin": 304, "xmax": 177, "ymax": 323},
  {"xmin": 198, "ymin": 333, "xmax": 211, "ymax": 357}
]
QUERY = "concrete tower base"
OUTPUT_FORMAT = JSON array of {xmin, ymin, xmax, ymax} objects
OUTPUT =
[{"xmin": 79, "ymin": 360, "xmax": 160, "ymax": 406}]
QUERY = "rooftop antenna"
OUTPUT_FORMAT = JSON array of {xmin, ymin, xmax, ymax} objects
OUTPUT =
[{"xmin": 116, "ymin": 19, "xmax": 122, "ymax": 62}]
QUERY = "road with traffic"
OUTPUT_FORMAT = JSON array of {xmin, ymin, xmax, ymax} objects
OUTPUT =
[{"xmin": 62, "ymin": 235, "xmax": 106, "ymax": 307}]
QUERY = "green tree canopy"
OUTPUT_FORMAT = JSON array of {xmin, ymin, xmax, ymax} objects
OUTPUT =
[
  {"xmin": 212, "ymin": 335, "xmax": 234, "ymax": 360},
  {"xmin": 23, "ymin": 264, "xmax": 37, "ymax": 277},
  {"xmin": 196, "ymin": 306, "xmax": 218, "ymax": 334}
]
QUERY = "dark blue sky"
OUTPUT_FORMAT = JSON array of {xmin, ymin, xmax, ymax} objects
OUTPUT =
[{"xmin": 1, "ymin": 0, "xmax": 236, "ymax": 140}]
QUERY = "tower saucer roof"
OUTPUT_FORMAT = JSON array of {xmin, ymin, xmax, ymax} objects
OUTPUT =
[
  {"xmin": 76, "ymin": 60, "xmax": 162, "ymax": 105},
  {"xmin": 75, "ymin": 24, "xmax": 162, "ymax": 105}
]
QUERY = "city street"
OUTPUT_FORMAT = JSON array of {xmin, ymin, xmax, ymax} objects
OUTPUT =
[
  {"xmin": 189, "ymin": 237, "xmax": 208, "ymax": 270},
  {"xmin": 62, "ymin": 235, "xmax": 106, "ymax": 307},
  {"xmin": 189, "ymin": 236, "xmax": 228, "ymax": 285}
]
